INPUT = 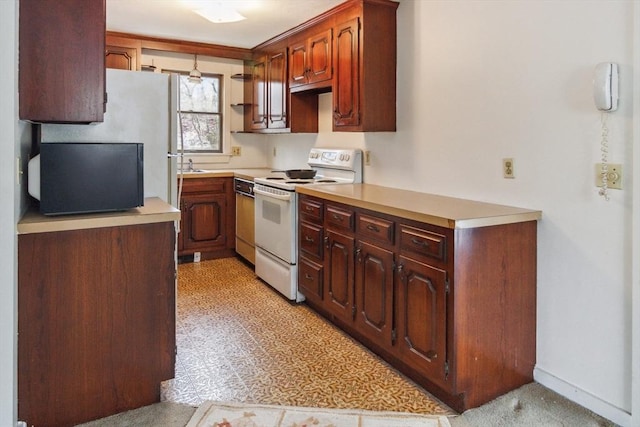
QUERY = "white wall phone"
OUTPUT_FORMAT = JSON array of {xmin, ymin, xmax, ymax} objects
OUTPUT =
[
  {"xmin": 593, "ymin": 62, "xmax": 620, "ymax": 201},
  {"xmin": 594, "ymin": 62, "xmax": 618, "ymax": 112}
]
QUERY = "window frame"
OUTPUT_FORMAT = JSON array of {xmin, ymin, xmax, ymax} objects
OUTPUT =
[{"xmin": 166, "ymin": 70, "xmax": 224, "ymax": 154}]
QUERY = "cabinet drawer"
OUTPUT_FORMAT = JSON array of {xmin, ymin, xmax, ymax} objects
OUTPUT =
[
  {"xmin": 326, "ymin": 205, "xmax": 355, "ymax": 231},
  {"xmin": 400, "ymin": 225, "xmax": 447, "ymax": 262},
  {"xmin": 298, "ymin": 257, "xmax": 323, "ymax": 300},
  {"xmin": 357, "ymin": 213, "xmax": 394, "ymax": 244},
  {"xmin": 300, "ymin": 221, "xmax": 323, "ymax": 259},
  {"xmin": 300, "ymin": 197, "xmax": 323, "ymax": 222},
  {"xmin": 182, "ymin": 178, "xmax": 228, "ymax": 194}
]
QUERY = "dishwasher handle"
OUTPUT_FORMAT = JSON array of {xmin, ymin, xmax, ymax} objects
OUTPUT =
[{"xmin": 254, "ymin": 186, "xmax": 293, "ymax": 202}]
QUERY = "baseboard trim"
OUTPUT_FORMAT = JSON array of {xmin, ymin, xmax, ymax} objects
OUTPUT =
[{"xmin": 534, "ymin": 367, "xmax": 631, "ymax": 427}]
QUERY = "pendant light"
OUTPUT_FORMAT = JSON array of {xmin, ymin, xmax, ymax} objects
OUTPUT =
[{"xmin": 188, "ymin": 54, "xmax": 202, "ymax": 84}]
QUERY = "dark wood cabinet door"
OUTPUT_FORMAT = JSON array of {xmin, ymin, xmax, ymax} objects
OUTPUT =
[
  {"xmin": 105, "ymin": 45, "xmax": 137, "ymax": 70},
  {"xmin": 267, "ymin": 50, "xmax": 288, "ymax": 129},
  {"xmin": 250, "ymin": 57, "xmax": 267, "ymax": 130},
  {"xmin": 307, "ymin": 29, "xmax": 332, "ymax": 85},
  {"xmin": 325, "ymin": 230, "xmax": 355, "ymax": 322},
  {"xmin": 178, "ymin": 177, "xmax": 235, "ymax": 259},
  {"xmin": 333, "ymin": 18, "xmax": 360, "ymax": 128},
  {"xmin": 183, "ymin": 193, "xmax": 228, "ymax": 251},
  {"xmin": 354, "ymin": 240, "xmax": 394, "ymax": 346},
  {"xmin": 289, "ymin": 40, "xmax": 308, "ymax": 88},
  {"xmin": 19, "ymin": 0, "xmax": 105, "ymax": 123},
  {"xmin": 396, "ymin": 255, "xmax": 449, "ymax": 390},
  {"xmin": 18, "ymin": 222, "xmax": 176, "ymax": 427}
]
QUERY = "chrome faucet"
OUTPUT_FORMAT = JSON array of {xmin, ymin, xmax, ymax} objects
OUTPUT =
[{"xmin": 188, "ymin": 158, "xmax": 194, "ymax": 172}]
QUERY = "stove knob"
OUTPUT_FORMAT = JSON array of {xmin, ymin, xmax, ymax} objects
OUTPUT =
[
  {"xmin": 344, "ymin": 154, "xmax": 350, "ymax": 161},
  {"xmin": 339, "ymin": 154, "xmax": 345, "ymax": 161}
]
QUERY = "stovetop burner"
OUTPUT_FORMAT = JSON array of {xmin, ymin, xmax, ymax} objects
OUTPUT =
[{"xmin": 254, "ymin": 148, "xmax": 362, "ymax": 191}]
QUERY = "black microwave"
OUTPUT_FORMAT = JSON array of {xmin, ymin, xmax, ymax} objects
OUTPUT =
[{"xmin": 28, "ymin": 142, "xmax": 144, "ymax": 215}]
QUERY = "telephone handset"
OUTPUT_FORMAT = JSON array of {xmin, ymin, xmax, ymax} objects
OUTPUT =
[
  {"xmin": 594, "ymin": 63, "xmax": 619, "ymax": 200},
  {"xmin": 594, "ymin": 62, "xmax": 618, "ymax": 112}
]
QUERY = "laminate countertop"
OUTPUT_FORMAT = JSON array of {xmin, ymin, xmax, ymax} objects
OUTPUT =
[
  {"xmin": 179, "ymin": 168, "xmax": 273, "ymax": 181},
  {"xmin": 17, "ymin": 197, "xmax": 180, "ymax": 235},
  {"xmin": 296, "ymin": 184, "xmax": 542, "ymax": 229}
]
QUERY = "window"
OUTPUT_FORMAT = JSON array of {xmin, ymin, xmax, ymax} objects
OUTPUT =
[{"xmin": 177, "ymin": 73, "xmax": 223, "ymax": 153}]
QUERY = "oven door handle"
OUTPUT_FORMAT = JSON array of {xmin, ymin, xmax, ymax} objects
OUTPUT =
[{"xmin": 254, "ymin": 187, "xmax": 292, "ymax": 202}]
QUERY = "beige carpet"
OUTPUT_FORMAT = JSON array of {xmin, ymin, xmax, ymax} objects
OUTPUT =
[{"xmin": 187, "ymin": 401, "xmax": 451, "ymax": 427}]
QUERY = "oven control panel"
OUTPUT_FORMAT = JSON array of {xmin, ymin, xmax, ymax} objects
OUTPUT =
[{"xmin": 308, "ymin": 148, "xmax": 362, "ymax": 170}]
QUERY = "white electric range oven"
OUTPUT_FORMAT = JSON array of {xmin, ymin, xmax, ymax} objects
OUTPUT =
[{"xmin": 254, "ymin": 148, "xmax": 362, "ymax": 301}]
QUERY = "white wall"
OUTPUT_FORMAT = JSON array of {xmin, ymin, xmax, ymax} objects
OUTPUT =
[{"xmin": 268, "ymin": 1, "xmax": 635, "ymax": 425}]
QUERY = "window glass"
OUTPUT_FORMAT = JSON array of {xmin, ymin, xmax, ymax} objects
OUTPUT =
[{"xmin": 177, "ymin": 74, "xmax": 223, "ymax": 153}]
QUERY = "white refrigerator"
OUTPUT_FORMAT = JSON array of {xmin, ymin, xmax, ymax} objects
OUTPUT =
[{"xmin": 41, "ymin": 68, "xmax": 179, "ymax": 208}]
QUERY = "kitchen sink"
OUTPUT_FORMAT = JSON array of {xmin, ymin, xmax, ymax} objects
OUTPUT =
[{"xmin": 180, "ymin": 169, "xmax": 209, "ymax": 173}]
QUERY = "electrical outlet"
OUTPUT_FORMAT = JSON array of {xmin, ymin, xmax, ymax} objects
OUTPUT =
[
  {"xmin": 364, "ymin": 151, "xmax": 371, "ymax": 166},
  {"xmin": 231, "ymin": 146, "xmax": 241, "ymax": 156},
  {"xmin": 273, "ymin": 147, "xmax": 277, "ymax": 157},
  {"xmin": 595, "ymin": 163, "xmax": 622, "ymax": 189},
  {"xmin": 193, "ymin": 252, "xmax": 201, "ymax": 262},
  {"xmin": 503, "ymin": 158, "xmax": 515, "ymax": 179}
]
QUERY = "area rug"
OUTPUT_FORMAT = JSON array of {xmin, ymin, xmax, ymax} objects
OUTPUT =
[{"xmin": 187, "ymin": 401, "xmax": 452, "ymax": 427}]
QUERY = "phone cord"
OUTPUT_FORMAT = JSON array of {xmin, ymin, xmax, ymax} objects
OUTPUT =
[{"xmin": 599, "ymin": 113, "xmax": 610, "ymax": 201}]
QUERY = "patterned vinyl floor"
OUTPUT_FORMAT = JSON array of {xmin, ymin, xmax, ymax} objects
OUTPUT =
[{"xmin": 161, "ymin": 257, "xmax": 453, "ymax": 416}]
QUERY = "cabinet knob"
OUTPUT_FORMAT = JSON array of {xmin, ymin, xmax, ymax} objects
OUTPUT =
[{"xmin": 366, "ymin": 223, "xmax": 380, "ymax": 233}]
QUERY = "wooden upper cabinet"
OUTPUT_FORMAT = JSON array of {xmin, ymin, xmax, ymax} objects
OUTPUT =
[
  {"xmin": 289, "ymin": 29, "xmax": 332, "ymax": 90},
  {"xmin": 105, "ymin": 45, "xmax": 138, "ymax": 70},
  {"xmin": 250, "ymin": 56, "xmax": 268, "ymax": 130},
  {"xmin": 19, "ymin": 0, "xmax": 106, "ymax": 123},
  {"xmin": 250, "ymin": 49, "xmax": 289, "ymax": 131},
  {"xmin": 333, "ymin": 18, "xmax": 360, "ymax": 129},
  {"xmin": 267, "ymin": 50, "xmax": 288, "ymax": 129},
  {"xmin": 333, "ymin": 0, "xmax": 398, "ymax": 132}
]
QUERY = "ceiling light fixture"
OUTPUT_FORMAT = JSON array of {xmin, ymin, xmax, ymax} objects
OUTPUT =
[
  {"xmin": 193, "ymin": 3, "xmax": 246, "ymax": 24},
  {"xmin": 189, "ymin": 54, "xmax": 202, "ymax": 84}
]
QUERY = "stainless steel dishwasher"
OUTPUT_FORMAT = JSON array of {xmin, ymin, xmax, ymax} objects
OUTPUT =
[{"xmin": 234, "ymin": 178, "xmax": 255, "ymax": 265}]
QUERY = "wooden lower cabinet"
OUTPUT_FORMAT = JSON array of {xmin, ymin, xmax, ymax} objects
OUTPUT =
[
  {"xmin": 18, "ymin": 221, "xmax": 176, "ymax": 427},
  {"xmin": 297, "ymin": 194, "xmax": 537, "ymax": 412},
  {"xmin": 354, "ymin": 240, "xmax": 394, "ymax": 346},
  {"xmin": 395, "ymin": 255, "xmax": 449, "ymax": 390},
  {"xmin": 325, "ymin": 229, "xmax": 355, "ymax": 323},
  {"xmin": 179, "ymin": 177, "xmax": 235, "ymax": 260}
]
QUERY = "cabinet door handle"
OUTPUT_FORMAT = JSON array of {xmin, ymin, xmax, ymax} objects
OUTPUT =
[
  {"xmin": 304, "ymin": 273, "xmax": 313, "ymax": 280},
  {"xmin": 324, "ymin": 236, "xmax": 329, "ymax": 248},
  {"xmin": 304, "ymin": 235, "xmax": 314, "ymax": 243},
  {"xmin": 366, "ymin": 223, "xmax": 380, "ymax": 232},
  {"xmin": 305, "ymin": 206, "xmax": 314, "ymax": 211},
  {"xmin": 411, "ymin": 237, "xmax": 428, "ymax": 247},
  {"xmin": 332, "ymin": 213, "xmax": 342, "ymax": 221}
]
